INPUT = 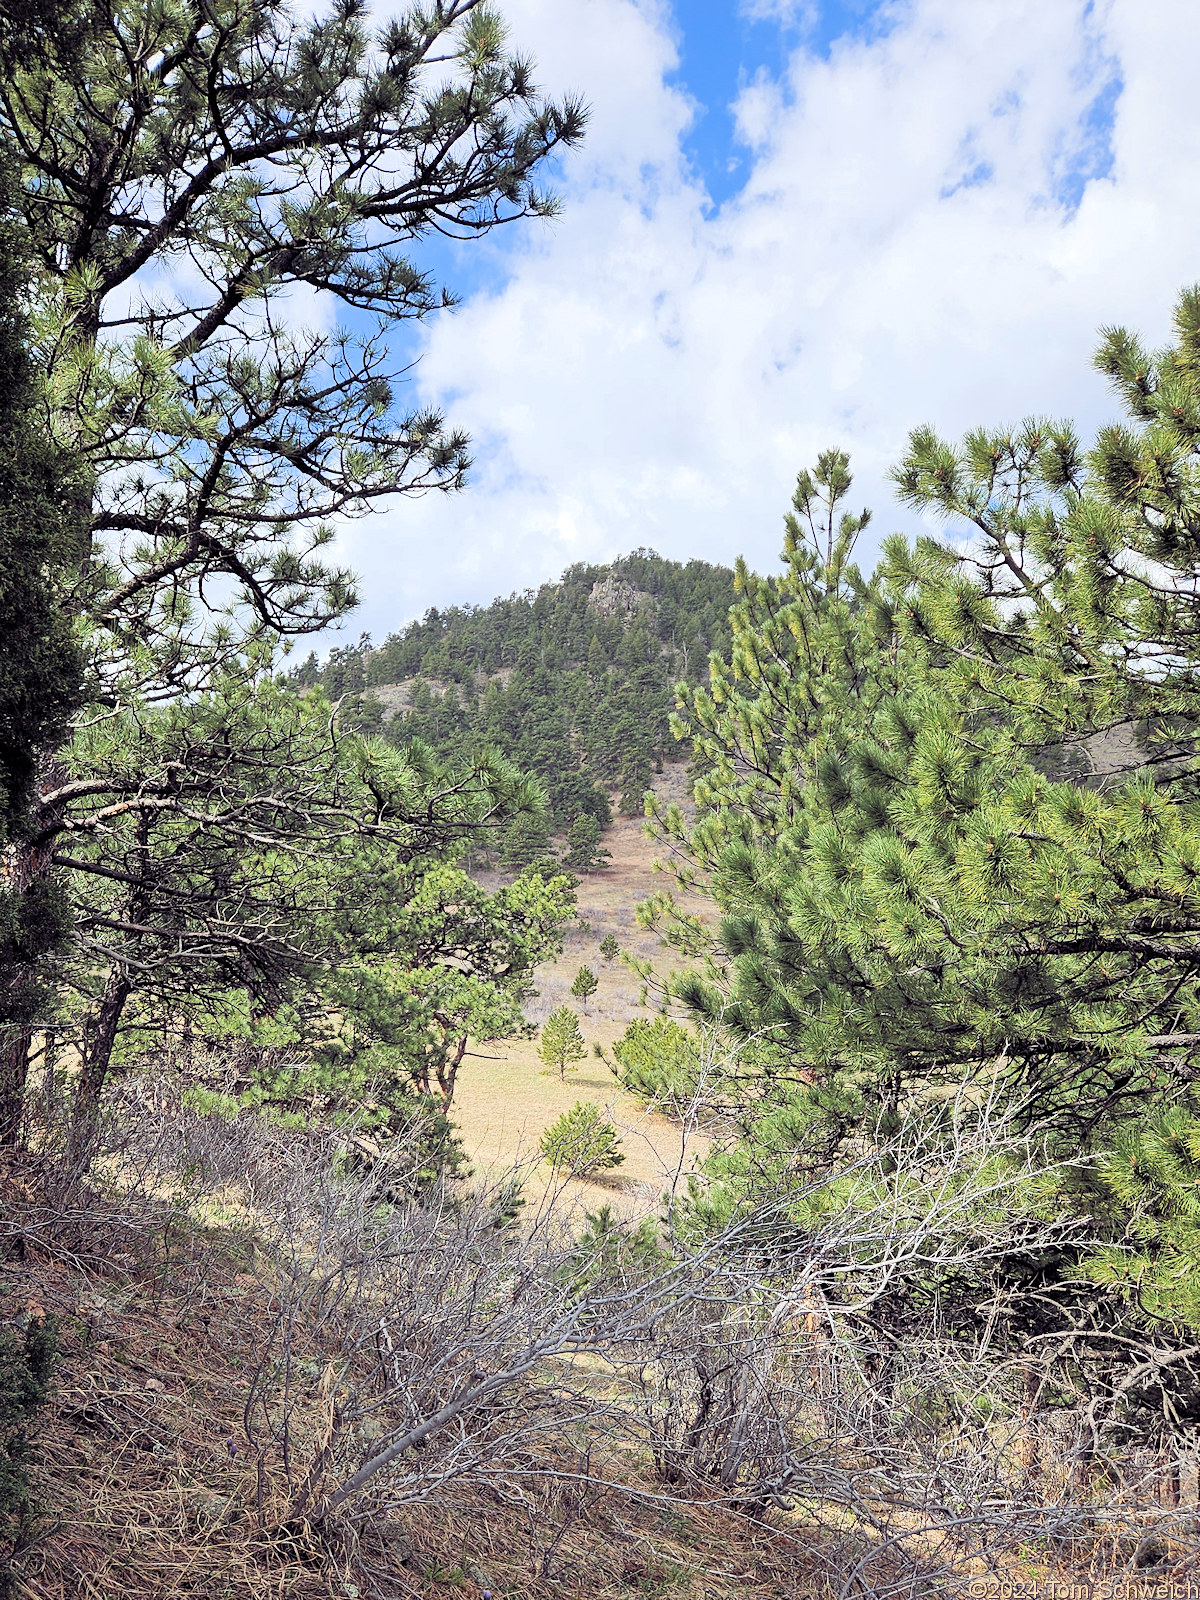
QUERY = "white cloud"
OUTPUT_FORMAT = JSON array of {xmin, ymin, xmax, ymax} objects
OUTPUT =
[{"xmin": 334, "ymin": 0, "xmax": 1200, "ymax": 642}]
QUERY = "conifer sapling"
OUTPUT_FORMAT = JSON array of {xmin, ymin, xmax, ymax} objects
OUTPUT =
[{"xmin": 538, "ymin": 1007, "xmax": 587, "ymax": 1081}]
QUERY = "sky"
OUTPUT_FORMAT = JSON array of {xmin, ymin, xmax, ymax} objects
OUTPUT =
[{"xmin": 327, "ymin": 0, "xmax": 1200, "ymax": 648}]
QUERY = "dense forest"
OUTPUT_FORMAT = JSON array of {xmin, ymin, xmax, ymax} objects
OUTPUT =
[
  {"xmin": 291, "ymin": 552, "xmax": 736, "ymax": 841},
  {"xmin": 4, "ymin": 3, "xmax": 1200, "ymax": 1598}
]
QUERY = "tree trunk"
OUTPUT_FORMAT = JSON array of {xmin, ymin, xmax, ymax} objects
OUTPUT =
[
  {"xmin": 68, "ymin": 968, "xmax": 132, "ymax": 1164},
  {"xmin": 435, "ymin": 1035, "xmax": 468, "ymax": 1108}
]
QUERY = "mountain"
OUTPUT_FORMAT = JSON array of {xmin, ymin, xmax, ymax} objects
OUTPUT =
[{"xmin": 291, "ymin": 550, "xmax": 737, "ymax": 845}]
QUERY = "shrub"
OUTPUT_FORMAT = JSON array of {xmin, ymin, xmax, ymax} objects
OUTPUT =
[{"xmin": 540, "ymin": 1102, "xmax": 625, "ymax": 1175}]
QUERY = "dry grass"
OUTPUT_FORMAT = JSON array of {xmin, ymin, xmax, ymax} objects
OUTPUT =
[
  {"xmin": 0, "ymin": 1154, "xmax": 837, "ymax": 1600},
  {"xmin": 449, "ymin": 1046, "xmax": 707, "ymax": 1227},
  {"xmin": 455, "ymin": 769, "xmax": 715, "ymax": 1223}
]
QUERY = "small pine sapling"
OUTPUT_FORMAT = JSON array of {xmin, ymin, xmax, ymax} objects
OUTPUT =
[
  {"xmin": 540, "ymin": 1102, "xmax": 625, "ymax": 1175},
  {"xmin": 569, "ymin": 965, "xmax": 598, "ymax": 1009},
  {"xmin": 537, "ymin": 1006, "xmax": 586, "ymax": 1081},
  {"xmin": 599, "ymin": 933, "xmax": 619, "ymax": 963}
]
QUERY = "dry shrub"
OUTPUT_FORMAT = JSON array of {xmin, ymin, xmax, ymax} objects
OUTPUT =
[{"xmin": 3, "ymin": 1072, "xmax": 1199, "ymax": 1598}]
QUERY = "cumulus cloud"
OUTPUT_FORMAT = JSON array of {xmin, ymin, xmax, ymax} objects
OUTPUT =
[{"xmin": 333, "ymin": 0, "xmax": 1200, "ymax": 641}]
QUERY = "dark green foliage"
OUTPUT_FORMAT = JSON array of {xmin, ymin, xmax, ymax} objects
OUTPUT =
[
  {"xmin": 0, "ymin": 161, "xmax": 83, "ymax": 1103},
  {"xmin": 539, "ymin": 1101, "xmax": 625, "ymax": 1175},
  {"xmin": 599, "ymin": 933, "xmax": 619, "ymax": 963},
  {"xmin": 499, "ymin": 811, "xmax": 553, "ymax": 872},
  {"xmin": 618, "ymin": 751, "xmax": 655, "ymax": 818},
  {"xmin": 0, "ymin": 1315, "xmax": 57, "ymax": 1585},
  {"xmin": 0, "ymin": 222, "xmax": 80, "ymax": 845},
  {"xmin": 655, "ymin": 288, "xmax": 1200, "ymax": 1345},
  {"xmin": 300, "ymin": 552, "xmax": 736, "ymax": 832},
  {"xmin": 565, "ymin": 814, "xmax": 610, "ymax": 873}
]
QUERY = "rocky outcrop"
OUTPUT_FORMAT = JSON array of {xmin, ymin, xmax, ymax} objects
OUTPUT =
[{"xmin": 588, "ymin": 576, "xmax": 653, "ymax": 619}]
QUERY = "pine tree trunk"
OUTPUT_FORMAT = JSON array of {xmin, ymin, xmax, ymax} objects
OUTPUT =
[
  {"xmin": 435, "ymin": 1035, "xmax": 468, "ymax": 1108},
  {"xmin": 0, "ymin": 817, "xmax": 60, "ymax": 1144},
  {"xmin": 68, "ymin": 968, "xmax": 132, "ymax": 1165}
]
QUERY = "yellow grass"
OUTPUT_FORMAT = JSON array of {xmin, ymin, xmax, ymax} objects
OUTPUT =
[{"xmin": 455, "ymin": 768, "xmax": 715, "ymax": 1221}]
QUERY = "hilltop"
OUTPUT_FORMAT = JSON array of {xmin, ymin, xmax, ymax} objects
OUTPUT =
[{"xmin": 291, "ymin": 551, "xmax": 737, "ymax": 839}]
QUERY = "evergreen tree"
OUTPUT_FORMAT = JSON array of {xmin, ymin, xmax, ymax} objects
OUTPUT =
[
  {"xmin": 0, "ymin": 163, "xmax": 82, "ymax": 1137},
  {"xmin": 1084, "ymin": 1098, "xmax": 1200, "ymax": 1326},
  {"xmin": 655, "ymin": 285, "xmax": 1200, "ymax": 1347},
  {"xmin": 657, "ymin": 420, "xmax": 1193, "ymax": 1136},
  {"xmin": 0, "ymin": 1312, "xmax": 58, "ymax": 1574},
  {"xmin": 302, "ymin": 552, "xmax": 737, "ymax": 832},
  {"xmin": 45, "ymin": 669, "xmax": 556, "ymax": 1152},
  {"xmin": 0, "ymin": 0, "xmax": 585, "ymax": 1142},
  {"xmin": 538, "ymin": 1006, "xmax": 586, "ymax": 1081},
  {"xmin": 610, "ymin": 1016, "xmax": 698, "ymax": 1103},
  {"xmin": 499, "ymin": 811, "xmax": 552, "ymax": 873},
  {"xmin": 540, "ymin": 1101, "xmax": 624, "ymax": 1175},
  {"xmin": 565, "ymin": 814, "xmax": 610, "ymax": 873},
  {"xmin": 599, "ymin": 933, "xmax": 619, "ymax": 963},
  {"xmin": 569, "ymin": 965, "xmax": 598, "ymax": 1009}
]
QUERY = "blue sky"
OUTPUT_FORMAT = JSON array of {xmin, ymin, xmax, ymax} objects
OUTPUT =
[
  {"xmin": 329, "ymin": 0, "xmax": 1200, "ymax": 648},
  {"xmin": 671, "ymin": 1, "xmax": 897, "ymax": 206},
  {"xmin": 417, "ymin": 4, "xmax": 910, "ymax": 318}
]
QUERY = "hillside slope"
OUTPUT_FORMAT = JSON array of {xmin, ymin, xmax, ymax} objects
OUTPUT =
[{"xmin": 292, "ymin": 551, "xmax": 736, "ymax": 832}]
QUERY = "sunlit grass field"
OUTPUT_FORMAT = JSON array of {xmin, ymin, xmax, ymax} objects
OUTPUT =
[{"xmin": 454, "ymin": 767, "xmax": 714, "ymax": 1219}]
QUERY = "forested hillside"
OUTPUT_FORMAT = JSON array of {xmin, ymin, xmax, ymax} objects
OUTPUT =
[{"xmin": 292, "ymin": 551, "xmax": 736, "ymax": 836}]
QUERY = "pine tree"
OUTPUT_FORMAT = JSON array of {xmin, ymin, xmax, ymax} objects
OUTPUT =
[
  {"xmin": 539, "ymin": 1101, "xmax": 624, "ymax": 1175},
  {"xmin": 658, "ymin": 286, "xmax": 1200, "ymax": 1155},
  {"xmin": 610, "ymin": 1017, "xmax": 698, "ymax": 1103},
  {"xmin": 1083, "ymin": 1100, "xmax": 1200, "ymax": 1326},
  {"xmin": 538, "ymin": 1007, "xmax": 586, "ymax": 1081},
  {"xmin": 499, "ymin": 812, "xmax": 553, "ymax": 873},
  {"xmin": 0, "ymin": 1311, "xmax": 58, "ymax": 1557},
  {"xmin": 0, "ymin": 160, "xmax": 83, "ymax": 1136},
  {"xmin": 599, "ymin": 933, "xmax": 619, "ymax": 963},
  {"xmin": 569, "ymin": 966, "xmax": 598, "ymax": 1010},
  {"xmin": 565, "ymin": 814, "xmax": 610, "ymax": 873},
  {"xmin": 0, "ymin": 0, "xmax": 585, "ymax": 1143}
]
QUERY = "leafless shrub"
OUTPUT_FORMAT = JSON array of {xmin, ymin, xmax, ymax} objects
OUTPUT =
[{"xmin": 15, "ymin": 1065, "xmax": 1200, "ymax": 1595}]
